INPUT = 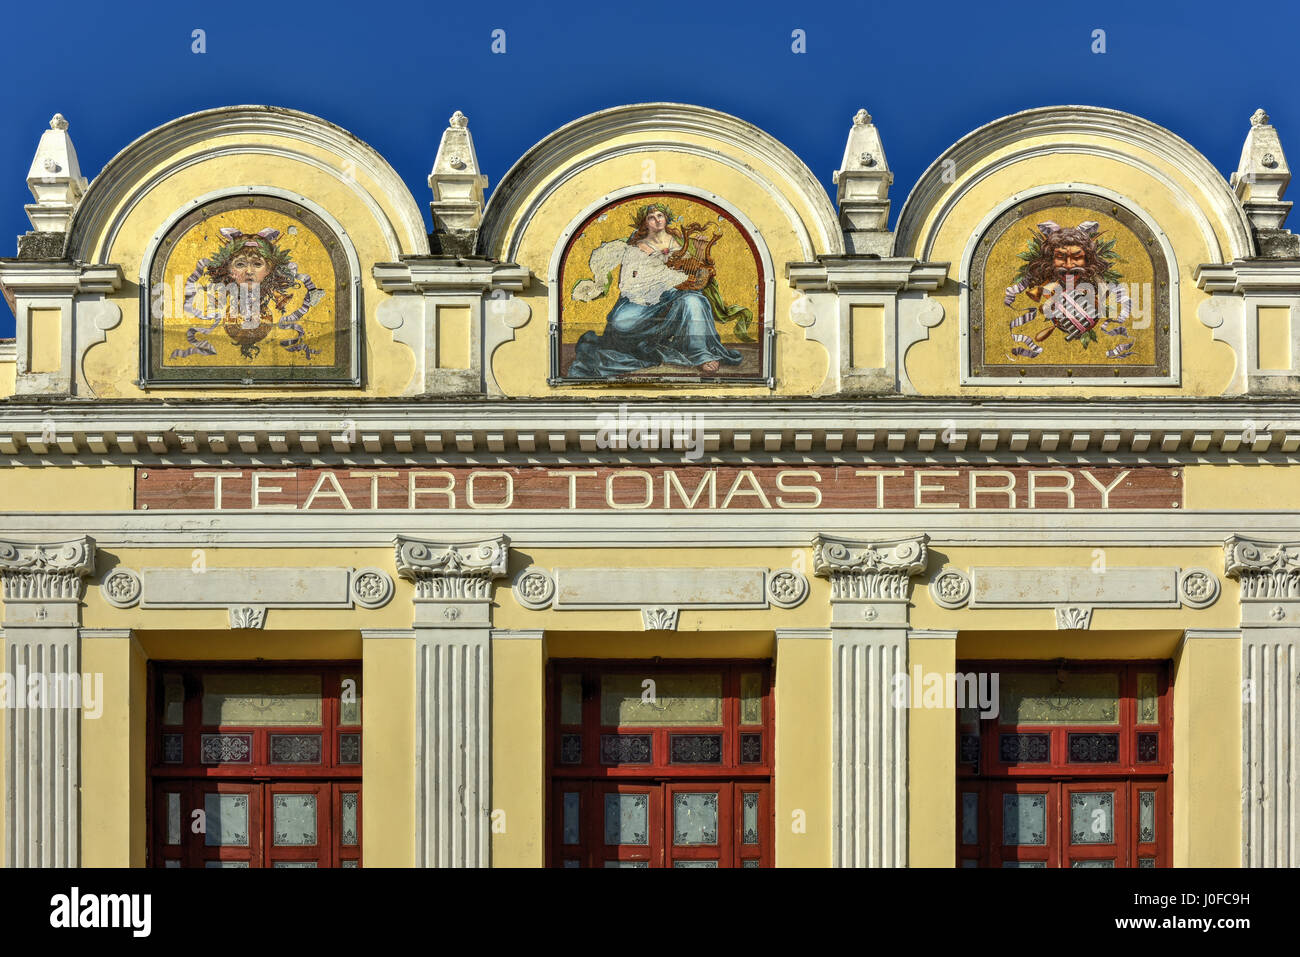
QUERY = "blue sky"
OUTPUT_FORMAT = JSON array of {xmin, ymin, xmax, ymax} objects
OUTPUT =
[{"xmin": 2, "ymin": 0, "xmax": 1296, "ymax": 336}]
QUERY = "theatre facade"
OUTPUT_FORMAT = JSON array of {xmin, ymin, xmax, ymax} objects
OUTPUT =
[{"xmin": 1, "ymin": 100, "xmax": 1298, "ymax": 868}]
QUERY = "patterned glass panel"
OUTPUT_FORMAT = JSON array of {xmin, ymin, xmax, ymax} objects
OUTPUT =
[
  {"xmin": 674, "ymin": 860, "xmax": 719, "ymax": 867},
  {"xmin": 1068, "ymin": 733, "xmax": 1120, "ymax": 763},
  {"xmin": 959, "ymin": 733, "xmax": 980, "ymax": 765},
  {"xmin": 1000, "ymin": 673, "xmax": 1120, "ymax": 725},
  {"xmin": 341, "ymin": 792, "xmax": 359, "ymax": 846},
  {"xmin": 1138, "ymin": 858, "xmax": 1156, "ymax": 868},
  {"xmin": 999, "ymin": 733, "xmax": 1050, "ymax": 763},
  {"xmin": 1138, "ymin": 790, "xmax": 1156, "ymax": 843},
  {"xmin": 339, "ymin": 733, "xmax": 361, "ymax": 765},
  {"xmin": 204, "ymin": 793, "xmax": 249, "ymax": 847},
  {"xmin": 960, "ymin": 859, "xmax": 978, "ymax": 868},
  {"xmin": 340, "ymin": 674, "xmax": 361, "ymax": 726},
  {"xmin": 560, "ymin": 674, "xmax": 583, "ymax": 726},
  {"xmin": 742, "ymin": 860, "xmax": 761, "ymax": 868},
  {"xmin": 166, "ymin": 792, "xmax": 182, "ymax": 846},
  {"xmin": 342, "ymin": 860, "xmax": 359, "ymax": 868},
  {"xmin": 560, "ymin": 733, "xmax": 582, "ymax": 765},
  {"xmin": 740, "ymin": 733, "xmax": 762, "ymax": 764},
  {"xmin": 740, "ymin": 672, "xmax": 763, "ymax": 725},
  {"xmin": 603, "ymin": 794, "xmax": 649, "ymax": 845},
  {"xmin": 670, "ymin": 734, "xmax": 723, "ymax": 764},
  {"xmin": 600, "ymin": 674, "xmax": 722, "ymax": 726},
  {"xmin": 163, "ymin": 733, "xmax": 184, "ymax": 764},
  {"xmin": 1002, "ymin": 861, "xmax": 1046, "ymax": 868},
  {"xmin": 273, "ymin": 861, "xmax": 318, "ymax": 868},
  {"xmin": 742, "ymin": 792, "xmax": 760, "ymax": 845},
  {"xmin": 1070, "ymin": 792, "xmax": 1115, "ymax": 844},
  {"xmin": 273, "ymin": 794, "xmax": 317, "ymax": 846},
  {"xmin": 164, "ymin": 860, "xmax": 181, "ymax": 868},
  {"xmin": 205, "ymin": 861, "xmax": 249, "ymax": 868},
  {"xmin": 600, "ymin": 734, "xmax": 652, "ymax": 765},
  {"xmin": 1071, "ymin": 860, "xmax": 1115, "ymax": 868},
  {"xmin": 1137, "ymin": 732, "xmax": 1159, "ymax": 763},
  {"xmin": 961, "ymin": 792, "xmax": 979, "ymax": 845},
  {"xmin": 162, "ymin": 674, "xmax": 185, "ymax": 726},
  {"xmin": 270, "ymin": 734, "xmax": 322, "ymax": 764},
  {"xmin": 959, "ymin": 706, "xmax": 979, "ymax": 730},
  {"xmin": 1002, "ymin": 793, "xmax": 1046, "ymax": 845},
  {"xmin": 604, "ymin": 861, "xmax": 649, "ymax": 867},
  {"xmin": 201, "ymin": 674, "xmax": 322, "ymax": 726},
  {"xmin": 673, "ymin": 792, "xmax": 719, "ymax": 846},
  {"xmin": 562, "ymin": 792, "xmax": 581, "ymax": 846},
  {"xmin": 1137, "ymin": 673, "xmax": 1158, "ymax": 725},
  {"xmin": 563, "ymin": 860, "xmax": 581, "ymax": 868},
  {"xmin": 201, "ymin": 733, "xmax": 252, "ymax": 764}
]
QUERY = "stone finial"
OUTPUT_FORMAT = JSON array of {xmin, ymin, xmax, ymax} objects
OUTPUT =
[
  {"xmin": 832, "ymin": 109, "xmax": 893, "ymax": 257},
  {"xmin": 1230, "ymin": 107, "xmax": 1298, "ymax": 257},
  {"xmin": 24, "ymin": 112, "xmax": 88, "ymax": 236},
  {"xmin": 428, "ymin": 110, "xmax": 489, "ymax": 257}
]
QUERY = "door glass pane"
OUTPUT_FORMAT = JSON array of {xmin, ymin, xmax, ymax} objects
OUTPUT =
[
  {"xmin": 961, "ymin": 792, "xmax": 979, "ymax": 845},
  {"xmin": 674, "ymin": 860, "xmax": 718, "ymax": 867},
  {"xmin": 600, "ymin": 674, "xmax": 722, "ymax": 726},
  {"xmin": 562, "ymin": 792, "xmax": 581, "ymax": 845},
  {"xmin": 1002, "ymin": 861, "xmax": 1046, "ymax": 868},
  {"xmin": 273, "ymin": 861, "xmax": 318, "ymax": 868},
  {"xmin": 742, "ymin": 792, "xmax": 759, "ymax": 845},
  {"xmin": 742, "ymin": 860, "xmax": 761, "ymax": 868},
  {"xmin": 341, "ymin": 792, "xmax": 359, "ymax": 846},
  {"xmin": 1000, "ymin": 673, "xmax": 1120, "ymax": 725},
  {"xmin": 1067, "ymin": 733, "xmax": 1119, "ymax": 763},
  {"xmin": 340, "ymin": 674, "xmax": 361, "ymax": 726},
  {"xmin": 1001, "ymin": 793, "xmax": 1046, "ymax": 845},
  {"xmin": 1137, "ymin": 673, "xmax": 1158, "ymax": 725},
  {"xmin": 673, "ymin": 792, "xmax": 719, "ymax": 846},
  {"xmin": 162, "ymin": 674, "xmax": 185, "ymax": 726},
  {"xmin": 205, "ymin": 861, "xmax": 249, "ymax": 868},
  {"xmin": 270, "ymin": 734, "xmax": 322, "ymax": 764},
  {"xmin": 604, "ymin": 860, "xmax": 649, "ymax": 868},
  {"xmin": 201, "ymin": 674, "xmax": 323, "ymax": 726},
  {"xmin": 204, "ymin": 793, "xmax": 249, "ymax": 847},
  {"xmin": 1070, "ymin": 792, "xmax": 1115, "ymax": 844},
  {"xmin": 273, "ymin": 794, "xmax": 318, "ymax": 846},
  {"xmin": 740, "ymin": 672, "xmax": 763, "ymax": 725},
  {"xmin": 670, "ymin": 734, "xmax": 722, "ymax": 764},
  {"xmin": 166, "ymin": 792, "xmax": 182, "ymax": 846},
  {"xmin": 164, "ymin": 860, "xmax": 181, "ymax": 868},
  {"xmin": 560, "ymin": 674, "xmax": 583, "ymax": 725},
  {"xmin": 603, "ymin": 794, "xmax": 649, "ymax": 845},
  {"xmin": 1138, "ymin": 857, "xmax": 1156, "ymax": 867},
  {"xmin": 1071, "ymin": 860, "xmax": 1115, "ymax": 867},
  {"xmin": 1138, "ymin": 790, "xmax": 1156, "ymax": 843}
]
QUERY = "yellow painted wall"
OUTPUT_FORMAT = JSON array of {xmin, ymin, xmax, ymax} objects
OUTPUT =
[
  {"xmin": 78, "ymin": 133, "xmax": 419, "ymax": 400},
  {"xmin": 908, "ymin": 633, "xmax": 956, "ymax": 867},
  {"xmin": 362, "ymin": 634, "xmax": 415, "ymax": 867},
  {"xmin": 1172, "ymin": 634, "xmax": 1241, "ymax": 866},
  {"xmin": 902, "ymin": 132, "xmax": 1239, "ymax": 397},
  {"xmin": 81, "ymin": 634, "xmax": 147, "ymax": 866},
  {"xmin": 774, "ymin": 634, "xmax": 831, "ymax": 866},
  {"xmin": 0, "ymin": 356, "xmax": 15, "ymax": 397},
  {"xmin": 1185, "ymin": 464, "xmax": 1300, "ymax": 509},
  {"xmin": 494, "ymin": 136, "xmax": 832, "ymax": 398},
  {"xmin": 0, "ymin": 466, "xmax": 134, "ymax": 511},
  {"xmin": 491, "ymin": 636, "xmax": 545, "ymax": 866}
]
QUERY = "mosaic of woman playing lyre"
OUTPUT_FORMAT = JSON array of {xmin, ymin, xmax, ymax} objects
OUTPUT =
[{"xmin": 568, "ymin": 202, "xmax": 753, "ymax": 377}]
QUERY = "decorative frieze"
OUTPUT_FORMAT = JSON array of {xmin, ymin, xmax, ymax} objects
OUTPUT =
[
  {"xmin": 813, "ymin": 534, "xmax": 928, "ymax": 602},
  {"xmin": 394, "ymin": 535, "xmax": 510, "ymax": 601},
  {"xmin": 641, "ymin": 607, "xmax": 679, "ymax": 631},
  {"xmin": 767, "ymin": 569, "xmax": 810, "ymax": 609}
]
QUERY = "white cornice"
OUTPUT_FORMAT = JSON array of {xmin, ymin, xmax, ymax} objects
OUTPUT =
[
  {"xmin": 0, "ymin": 509, "xmax": 1297, "ymax": 549},
  {"xmin": 893, "ymin": 105, "xmax": 1255, "ymax": 262},
  {"xmin": 0, "ymin": 398, "xmax": 1299, "ymax": 461},
  {"xmin": 479, "ymin": 102, "xmax": 844, "ymax": 261}
]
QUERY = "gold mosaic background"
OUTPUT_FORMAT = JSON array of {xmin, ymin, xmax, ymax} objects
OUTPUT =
[
  {"xmin": 981, "ymin": 205, "xmax": 1156, "ymax": 368},
  {"xmin": 560, "ymin": 194, "xmax": 761, "ymax": 341},
  {"xmin": 159, "ymin": 207, "xmax": 337, "ymax": 369}
]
